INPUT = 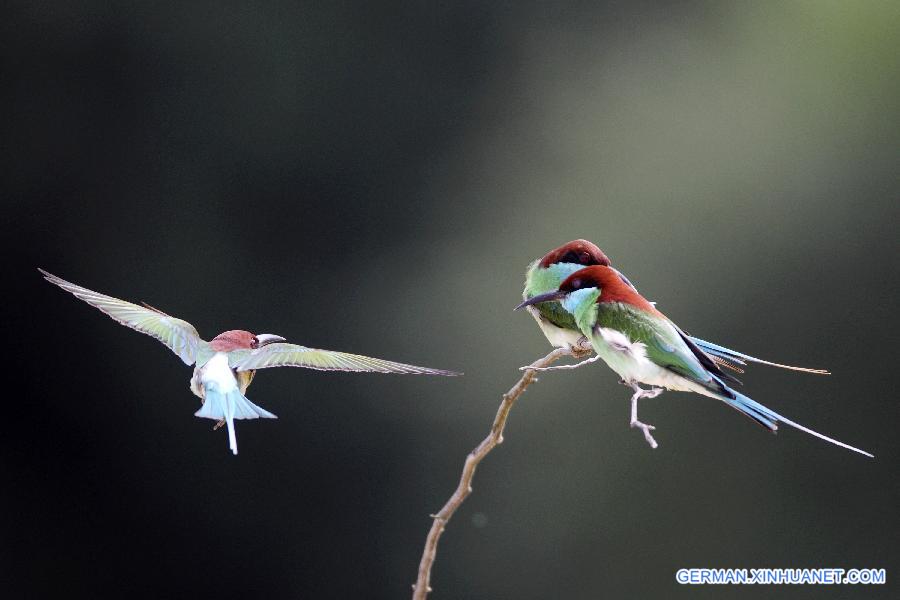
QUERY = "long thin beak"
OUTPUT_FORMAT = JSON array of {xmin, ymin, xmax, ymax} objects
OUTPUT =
[
  {"xmin": 256, "ymin": 333, "xmax": 287, "ymax": 347},
  {"xmin": 514, "ymin": 290, "xmax": 568, "ymax": 311}
]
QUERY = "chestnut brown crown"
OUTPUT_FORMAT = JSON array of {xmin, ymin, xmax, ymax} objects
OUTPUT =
[{"xmin": 538, "ymin": 239, "xmax": 611, "ymax": 268}]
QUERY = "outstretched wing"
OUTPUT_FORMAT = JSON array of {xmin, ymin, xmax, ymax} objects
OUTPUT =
[
  {"xmin": 228, "ymin": 342, "xmax": 460, "ymax": 376},
  {"xmin": 40, "ymin": 269, "xmax": 203, "ymax": 365}
]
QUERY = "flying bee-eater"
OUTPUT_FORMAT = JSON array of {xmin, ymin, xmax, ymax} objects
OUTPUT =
[
  {"xmin": 523, "ymin": 239, "xmax": 829, "ymax": 375},
  {"xmin": 516, "ymin": 265, "xmax": 872, "ymax": 457},
  {"xmin": 40, "ymin": 269, "xmax": 459, "ymax": 455}
]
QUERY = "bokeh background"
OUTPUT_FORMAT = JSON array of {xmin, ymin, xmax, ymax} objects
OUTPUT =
[{"xmin": 5, "ymin": 1, "xmax": 898, "ymax": 598}]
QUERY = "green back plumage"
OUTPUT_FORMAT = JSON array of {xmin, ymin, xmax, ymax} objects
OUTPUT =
[
  {"xmin": 577, "ymin": 295, "xmax": 722, "ymax": 395},
  {"xmin": 523, "ymin": 261, "xmax": 585, "ymax": 332}
]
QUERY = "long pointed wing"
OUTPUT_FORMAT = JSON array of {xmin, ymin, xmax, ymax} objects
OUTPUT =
[
  {"xmin": 40, "ymin": 269, "xmax": 203, "ymax": 365},
  {"xmin": 228, "ymin": 342, "xmax": 460, "ymax": 376}
]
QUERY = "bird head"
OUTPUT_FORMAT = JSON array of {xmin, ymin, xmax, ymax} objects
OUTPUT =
[
  {"xmin": 538, "ymin": 239, "xmax": 611, "ymax": 269},
  {"xmin": 516, "ymin": 266, "xmax": 611, "ymax": 311},
  {"xmin": 210, "ymin": 330, "xmax": 287, "ymax": 352},
  {"xmin": 517, "ymin": 265, "xmax": 658, "ymax": 317}
]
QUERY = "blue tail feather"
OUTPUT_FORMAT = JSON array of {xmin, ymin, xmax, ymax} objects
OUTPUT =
[
  {"xmin": 712, "ymin": 377, "xmax": 872, "ymax": 458},
  {"xmin": 692, "ymin": 337, "xmax": 829, "ymax": 375},
  {"xmin": 721, "ymin": 390, "xmax": 779, "ymax": 431},
  {"xmin": 195, "ymin": 382, "xmax": 277, "ymax": 455}
]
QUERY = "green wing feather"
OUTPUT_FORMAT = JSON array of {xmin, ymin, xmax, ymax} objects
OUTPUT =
[
  {"xmin": 595, "ymin": 302, "xmax": 722, "ymax": 393},
  {"xmin": 40, "ymin": 269, "xmax": 203, "ymax": 365},
  {"xmin": 227, "ymin": 342, "xmax": 460, "ymax": 376}
]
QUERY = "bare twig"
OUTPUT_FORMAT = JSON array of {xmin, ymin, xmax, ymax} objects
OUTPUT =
[
  {"xmin": 522, "ymin": 353, "xmax": 602, "ymax": 372},
  {"xmin": 411, "ymin": 340, "xmax": 593, "ymax": 599}
]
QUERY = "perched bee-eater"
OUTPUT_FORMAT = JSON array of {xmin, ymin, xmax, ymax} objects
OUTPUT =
[
  {"xmin": 523, "ymin": 239, "xmax": 828, "ymax": 375},
  {"xmin": 41, "ymin": 269, "xmax": 459, "ymax": 455},
  {"xmin": 516, "ymin": 265, "xmax": 872, "ymax": 457}
]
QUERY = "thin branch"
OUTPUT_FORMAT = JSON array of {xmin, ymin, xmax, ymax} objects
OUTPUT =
[
  {"xmin": 411, "ymin": 340, "xmax": 593, "ymax": 599},
  {"xmin": 522, "ymin": 353, "xmax": 602, "ymax": 372}
]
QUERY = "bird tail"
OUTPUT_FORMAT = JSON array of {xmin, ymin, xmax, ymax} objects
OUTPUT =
[
  {"xmin": 713, "ymin": 379, "xmax": 872, "ymax": 458},
  {"xmin": 693, "ymin": 337, "xmax": 830, "ymax": 375},
  {"xmin": 195, "ymin": 382, "xmax": 277, "ymax": 455}
]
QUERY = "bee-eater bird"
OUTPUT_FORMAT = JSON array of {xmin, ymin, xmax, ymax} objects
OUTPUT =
[
  {"xmin": 516, "ymin": 265, "xmax": 872, "ymax": 457},
  {"xmin": 40, "ymin": 269, "xmax": 459, "ymax": 455},
  {"xmin": 523, "ymin": 239, "xmax": 829, "ymax": 375}
]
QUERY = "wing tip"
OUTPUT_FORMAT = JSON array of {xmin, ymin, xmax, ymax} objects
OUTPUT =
[
  {"xmin": 38, "ymin": 268, "xmax": 73, "ymax": 289},
  {"xmin": 425, "ymin": 368, "xmax": 463, "ymax": 377}
]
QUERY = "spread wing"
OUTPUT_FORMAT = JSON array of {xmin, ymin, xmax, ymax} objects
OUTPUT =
[
  {"xmin": 228, "ymin": 342, "xmax": 460, "ymax": 376},
  {"xmin": 40, "ymin": 269, "xmax": 203, "ymax": 365}
]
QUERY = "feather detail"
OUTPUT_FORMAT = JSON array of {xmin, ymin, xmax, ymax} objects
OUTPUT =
[
  {"xmin": 196, "ymin": 383, "xmax": 277, "ymax": 455},
  {"xmin": 712, "ymin": 378, "xmax": 872, "ymax": 457},
  {"xmin": 39, "ymin": 269, "xmax": 202, "ymax": 365},
  {"xmin": 691, "ymin": 337, "xmax": 830, "ymax": 375},
  {"xmin": 227, "ymin": 342, "xmax": 460, "ymax": 375},
  {"xmin": 710, "ymin": 355, "xmax": 746, "ymax": 374}
]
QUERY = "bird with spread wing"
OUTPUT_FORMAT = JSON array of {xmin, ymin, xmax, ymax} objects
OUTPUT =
[{"xmin": 40, "ymin": 269, "xmax": 459, "ymax": 455}]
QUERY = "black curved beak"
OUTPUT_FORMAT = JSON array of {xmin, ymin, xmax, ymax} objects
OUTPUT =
[
  {"xmin": 256, "ymin": 333, "xmax": 287, "ymax": 347},
  {"xmin": 514, "ymin": 290, "xmax": 568, "ymax": 311}
]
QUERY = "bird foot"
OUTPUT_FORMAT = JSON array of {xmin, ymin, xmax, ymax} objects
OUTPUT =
[
  {"xmin": 626, "ymin": 382, "xmax": 664, "ymax": 448},
  {"xmin": 630, "ymin": 419, "xmax": 658, "ymax": 449},
  {"xmin": 213, "ymin": 419, "xmax": 226, "ymax": 431},
  {"xmin": 571, "ymin": 338, "xmax": 593, "ymax": 358}
]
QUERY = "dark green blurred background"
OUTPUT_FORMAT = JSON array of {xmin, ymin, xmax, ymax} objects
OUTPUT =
[{"xmin": 5, "ymin": 2, "xmax": 898, "ymax": 598}]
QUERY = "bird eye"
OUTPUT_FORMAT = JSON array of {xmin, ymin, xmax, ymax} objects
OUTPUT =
[{"xmin": 251, "ymin": 337, "xmax": 259, "ymax": 349}]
